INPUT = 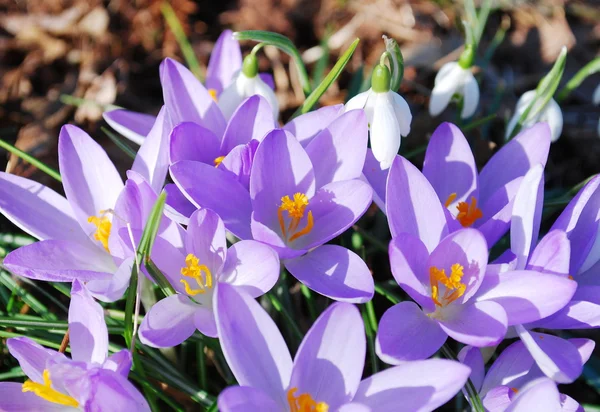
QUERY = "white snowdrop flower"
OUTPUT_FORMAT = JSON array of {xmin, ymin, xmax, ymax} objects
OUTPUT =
[
  {"xmin": 505, "ymin": 90, "xmax": 563, "ymax": 142},
  {"xmin": 218, "ymin": 54, "xmax": 279, "ymax": 120},
  {"xmin": 593, "ymin": 83, "xmax": 600, "ymax": 137},
  {"xmin": 345, "ymin": 64, "xmax": 412, "ymax": 170}
]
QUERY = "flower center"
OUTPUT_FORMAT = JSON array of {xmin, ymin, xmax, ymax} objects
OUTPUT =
[
  {"xmin": 278, "ymin": 193, "xmax": 314, "ymax": 242},
  {"xmin": 287, "ymin": 388, "xmax": 329, "ymax": 412},
  {"xmin": 22, "ymin": 369, "xmax": 79, "ymax": 408},
  {"xmin": 87, "ymin": 211, "xmax": 112, "ymax": 252},
  {"xmin": 214, "ymin": 156, "xmax": 225, "ymax": 167},
  {"xmin": 180, "ymin": 253, "xmax": 213, "ymax": 296},
  {"xmin": 430, "ymin": 263, "xmax": 466, "ymax": 307},
  {"xmin": 208, "ymin": 88, "xmax": 218, "ymax": 102},
  {"xmin": 444, "ymin": 193, "xmax": 482, "ymax": 227}
]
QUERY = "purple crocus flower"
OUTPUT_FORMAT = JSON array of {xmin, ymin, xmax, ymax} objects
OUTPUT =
[
  {"xmin": 375, "ymin": 156, "xmax": 576, "ymax": 363},
  {"xmin": 363, "ymin": 122, "xmax": 551, "ymax": 247},
  {"xmin": 0, "ymin": 111, "xmax": 179, "ymax": 301},
  {"xmin": 459, "ymin": 341, "xmax": 590, "ymax": 411},
  {"xmin": 215, "ymin": 282, "xmax": 471, "ymax": 412},
  {"xmin": 138, "ymin": 208, "xmax": 279, "ymax": 345},
  {"xmin": 0, "ymin": 281, "xmax": 149, "ymax": 411},
  {"xmin": 171, "ymin": 110, "xmax": 375, "ymax": 302}
]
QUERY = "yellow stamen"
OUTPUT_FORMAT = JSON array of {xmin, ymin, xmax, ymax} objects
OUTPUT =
[
  {"xmin": 455, "ymin": 196, "xmax": 483, "ymax": 227},
  {"xmin": 180, "ymin": 253, "xmax": 213, "ymax": 296},
  {"xmin": 444, "ymin": 192, "xmax": 458, "ymax": 208},
  {"xmin": 429, "ymin": 263, "xmax": 466, "ymax": 307},
  {"xmin": 278, "ymin": 193, "xmax": 313, "ymax": 242},
  {"xmin": 568, "ymin": 275, "xmax": 574, "ymax": 280},
  {"xmin": 87, "ymin": 212, "xmax": 112, "ymax": 253},
  {"xmin": 510, "ymin": 387, "xmax": 519, "ymax": 394},
  {"xmin": 214, "ymin": 156, "xmax": 225, "ymax": 167},
  {"xmin": 287, "ymin": 388, "xmax": 329, "ymax": 412},
  {"xmin": 208, "ymin": 88, "xmax": 218, "ymax": 102},
  {"xmin": 22, "ymin": 369, "xmax": 79, "ymax": 408}
]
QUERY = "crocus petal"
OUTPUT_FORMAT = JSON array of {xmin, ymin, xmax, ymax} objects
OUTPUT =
[
  {"xmin": 386, "ymin": 156, "xmax": 448, "ymax": 252},
  {"xmin": 218, "ymin": 386, "xmax": 279, "ymax": 412},
  {"xmin": 84, "ymin": 368, "xmax": 150, "ymax": 412},
  {"xmin": 219, "ymin": 240, "xmax": 279, "ymax": 297},
  {"xmin": 169, "ymin": 121, "xmax": 221, "ymax": 165},
  {"xmin": 478, "ymin": 123, "xmax": 550, "ymax": 204},
  {"xmin": 515, "ymin": 325, "xmax": 584, "ymax": 383},
  {"xmin": 285, "ymin": 104, "xmax": 343, "ymax": 146},
  {"xmin": 305, "ymin": 109, "xmax": 368, "ymax": 187},
  {"xmin": 461, "ymin": 72, "xmax": 479, "ymax": 118},
  {"xmin": 532, "ymin": 286, "xmax": 600, "ymax": 329},
  {"xmin": 194, "ymin": 306, "xmax": 218, "ymax": 338},
  {"xmin": 362, "ymin": 149, "xmax": 390, "ymax": 210},
  {"xmin": 511, "ymin": 165, "xmax": 545, "ymax": 269},
  {"xmin": 477, "ymin": 177, "xmax": 524, "ymax": 247},
  {"xmin": 457, "ymin": 346, "xmax": 485, "ymax": 392},
  {"xmin": 388, "ymin": 234, "xmax": 435, "ymax": 311},
  {"xmin": 102, "ymin": 109, "xmax": 155, "ymax": 145},
  {"xmin": 219, "ymin": 140, "xmax": 258, "ymax": 190},
  {"xmin": 290, "ymin": 303, "xmax": 365, "ymax": 408},
  {"xmin": 86, "ymin": 257, "xmax": 133, "ymax": 303},
  {"xmin": 437, "ymin": 300, "xmax": 507, "ymax": 347},
  {"xmin": 160, "ymin": 57, "xmax": 226, "ymax": 136},
  {"xmin": 475, "ymin": 270, "xmax": 576, "ymax": 325},
  {"xmin": 221, "ymin": 95, "xmax": 276, "ymax": 154},
  {"xmin": 170, "ymin": 160, "xmax": 253, "ymax": 240},
  {"xmin": 427, "ymin": 228, "xmax": 488, "ymax": 302},
  {"xmin": 131, "ymin": 106, "xmax": 171, "ymax": 193},
  {"xmin": 505, "ymin": 377, "xmax": 561, "ymax": 412},
  {"xmin": 376, "ymin": 301, "xmax": 447, "ymax": 363},
  {"xmin": 205, "ymin": 30, "xmax": 242, "ymax": 95},
  {"xmin": 338, "ymin": 403, "xmax": 372, "ymax": 412},
  {"xmin": 479, "ymin": 341, "xmax": 535, "ymax": 396},
  {"xmin": 429, "ymin": 62, "xmax": 462, "ymax": 117},
  {"xmin": 4, "ymin": 240, "xmax": 114, "ymax": 282},
  {"xmin": 370, "ymin": 92, "xmax": 401, "ymax": 170},
  {"xmin": 186, "ymin": 209, "xmax": 228, "ymax": 275},
  {"xmin": 7, "ymin": 337, "xmax": 61, "ymax": 383},
  {"xmin": 560, "ymin": 393, "xmax": 583, "ymax": 412},
  {"xmin": 164, "ymin": 183, "xmax": 196, "ymax": 223},
  {"xmin": 526, "ymin": 230, "xmax": 570, "ymax": 277},
  {"xmin": 423, "ymin": 122, "xmax": 478, "ymax": 209},
  {"xmin": 139, "ymin": 294, "xmax": 198, "ymax": 348},
  {"xmin": 353, "ymin": 359, "xmax": 471, "ymax": 412},
  {"xmin": 285, "ymin": 245, "xmax": 374, "ymax": 303},
  {"xmin": 0, "ymin": 382, "xmax": 71, "ymax": 412},
  {"xmin": 482, "ymin": 386, "xmax": 513, "ymax": 412},
  {"xmin": 59, "ymin": 124, "xmax": 124, "ymax": 235},
  {"xmin": 69, "ymin": 280, "xmax": 108, "ymax": 364},
  {"xmin": 103, "ymin": 350, "xmax": 132, "ymax": 378},
  {"xmin": 291, "ymin": 179, "xmax": 372, "ymax": 251},
  {"xmin": 215, "ymin": 283, "xmax": 292, "ymax": 409},
  {"xmin": 0, "ymin": 172, "xmax": 85, "ymax": 242}
]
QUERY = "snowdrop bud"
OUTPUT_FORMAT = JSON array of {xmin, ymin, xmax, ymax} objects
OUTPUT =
[
  {"xmin": 429, "ymin": 60, "xmax": 480, "ymax": 119},
  {"xmin": 505, "ymin": 90, "xmax": 563, "ymax": 142},
  {"xmin": 345, "ymin": 64, "xmax": 411, "ymax": 170},
  {"xmin": 218, "ymin": 54, "xmax": 279, "ymax": 121}
]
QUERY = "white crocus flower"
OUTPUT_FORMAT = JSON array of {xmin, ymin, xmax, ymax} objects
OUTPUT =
[
  {"xmin": 346, "ymin": 64, "xmax": 411, "ymax": 170},
  {"xmin": 429, "ymin": 53, "xmax": 480, "ymax": 119},
  {"xmin": 218, "ymin": 54, "xmax": 279, "ymax": 120},
  {"xmin": 505, "ymin": 90, "xmax": 563, "ymax": 142}
]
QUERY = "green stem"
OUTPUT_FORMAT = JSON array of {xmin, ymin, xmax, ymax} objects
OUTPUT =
[
  {"xmin": 267, "ymin": 292, "xmax": 303, "ymax": 342},
  {"xmin": 556, "ymin": 57, "xmax": 600, "ymax": 102},
  {"xmin": 440, "ymin": 344, "xmax": 484, "ymax": 412},
  {"xmin": 374, "ymin": 283, "xmax": 401, "ymax": 305},
  {"xmin": 463, "ymin": 114, "xmax": 496, "ymax": 132},
  {"xmin": 352, "ymin": 225, "xmax": 388, "ymax": 253},
  {"xmin": 0, "ymin": 139, "xmax": 62, "ymax": 182},
  {"xmin": 361, "ymin": 305, "xmax": 379, "ymax": 374},
  {"xmin": 198, "ymin": 341, "xmax": 207, "ymax": 391},
  {"xmin": 300, "ymin": 284, "xmax": 317, "ymax": 321}
]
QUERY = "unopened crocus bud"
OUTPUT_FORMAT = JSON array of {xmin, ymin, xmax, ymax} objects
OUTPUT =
[
  {"xmin": 429, "ymin": 46, "xmax": 480, "ymax": 119},
  {"xmin": 505, "ymin": 90, "xmax": 563, "ymax": 142},
  {"xmin": 218, "ymin": 53, "xmax": 279, "ymax": 121},
  {"xmin": 345, "ymin": 64, "xmax": 411, "ymax": 170}
]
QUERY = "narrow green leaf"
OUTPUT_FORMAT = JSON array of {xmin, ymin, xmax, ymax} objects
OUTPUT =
[
  {"xmin": 0, "ymin": 139, "xmax": 62, "ymax": 182},
  {"xmin": 294, "ymin": 38, "xmax": 360, "ymax": 117},
  {"xmin": 139, "ymin": 192, "xmax": 167, "ymax": 263},
  {"xmin": 146, "ymin": 258, "xmax": 176, "ymax": 297},
  {"xmin": 267, "ymin": 293, "xmax": 303, "ymax": 341},
  {"xmin": 161, "ymin": 2, "xmax": 204, "ymax": 81},
  {"xmin": 556, "ymin": 57, "xmax": 600, "ymax": 102},
  {"xmin": 123, "ymin": 264, "xmax": 138, "ymax": 350},
  {"xmin": 374, "ymin": 283, "xmax": 401, "ymax": 305},
  {"xmin": 440, "ymin": 344, "xmax": 485, "ymax": 412},
  {"xmin": 102, "ymin": 127, "xmax": 137, "ymax": 159},
  {"xmin": 234, "ymin": 30, "xmax": 312, "ymax": 95},
  {"xmin": 0, "ymin": 272, "xmax": 56, "ymax": 319}
]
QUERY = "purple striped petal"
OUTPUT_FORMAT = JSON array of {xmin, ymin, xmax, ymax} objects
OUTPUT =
[
  {"xmin": 84, "ymin": 368, "xmax": 150, "ymax": 412},
  {"xmin": 0, "ymin": 383, "xmax": 69, "ymax": 412},
  {"xmin": 283, "ymin": 104, "xmax": 343, "ymax": 146},
  {"xmin": 205, "ymin": 30, "xmax": 242, "ymax": 95},
  {"xmin": 103, "ymin": 109, "xmax": 155, "ymax": 145},
  {"xmin": 457, "ymin": 346, "xmax": 485, "ymax": 392},
  {"xmin": 532, "ymin": 285, "xmax": 600, "ymax": 329},
  {"xmin": 362, "ymin": 149, "xmax": 390, "ymax": 211},
  {"xmin": 477, "ymin": 177, "xmax": 523, "ymax": 247},
  {"xmin": 505, "ymin": 377, "xmax": 560, "ymax": 412},
  {"xmin": 164, "ymin": 183, "xmax": 196, "ymax": 223},
  {"xmin": 69, "ymin": 280, "xmax": 108, "ymax": 364},
  {"xmin": 7, "ymin": 337, "xmax": 61, "ymax": 383},
  {"xmin": 480, "ymin": 340, "xmax": 535, "ymax": 396},
  {"xmin": 218, "ymin": 386, "xmax": 279, "ymax": 411},
  {"xmin": 526, "ymin": 230, "xmax": 570, "ymax": 277},
  {"xmin": 221, "ymin": 95, "xmax": 276, "ymax": 154},
  {"xmin": 139, "ymin": 294, "xmax": 198, "ymax": 347},
  {"xmin": 186, "ymin": 209, "xmax": 227, "ymax": 275},
  {"xmin": 169, "ymin": 121, "xmax": 221, "ymax": 165},
  {"xmin": 437, "ymin": 300, "xmax": 507, "ymax": 347}
]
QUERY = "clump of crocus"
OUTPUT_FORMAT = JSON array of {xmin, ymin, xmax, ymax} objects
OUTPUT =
[
  {"xmin": 0, "ymin": 281, "xmax": 149, "ymax": 411},
  {"xmin": 215, "ymin": 282, "xmax": 471, "ymax": 411}
]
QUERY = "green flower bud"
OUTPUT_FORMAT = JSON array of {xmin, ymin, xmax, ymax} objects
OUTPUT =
[
  {"xmin": 458, "ymin": 45, "xmax": 475, "ymax": 69},
  {"xmin": 242, "ymin": 54, "xmax": 259, "ymax": 78},
  {"xmin": 371, "ymin": 64, "xmax": 391, "ymax": 93}
]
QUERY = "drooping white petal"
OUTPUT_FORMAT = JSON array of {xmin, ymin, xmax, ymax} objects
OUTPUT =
[
  {"xmin": 505, "ymin": 91, "xmax": 537, "ymax": 140},
  {"xmin": 370, "ymin": 91, "xmax": 401, "ymax": 170},
  {"xmin": 391, "ymin": 92, "xmax": 412, "ymax": 136},
  {"xmin": 219, "ymin": 73, "xmax": 279, "ymax": 121},
  {"xmin": 461, "ymin": 71, "xmax": 480, "ymax": 119},
  {"xmin": 593, "ymin": 83, "xmax": 600, "ymax": 106},
  {"xmin": 429, "ymin": 62, "xmax": 462, "ymax": 117},
  {"xmin": 540, "ymin": 98, "xmax": 563, "ymax": 142},
  {"xmin": 345, "ymin": 90, "xmax": 370, "ymax": 112}
]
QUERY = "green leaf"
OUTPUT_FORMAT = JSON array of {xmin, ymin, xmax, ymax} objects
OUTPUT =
[
  {"xmin": 123, "ymin": 265, "xmax": 138, "ymax": 350},
  {"xmin": 440, "ymin": 344, "xmax": 485, "ymax": 412},
  {"xmin": 0, "ymin": 139, "xmax": 62, "ymax": 182},
  {"xmin": 556, "ymin": 57, "xmax": 600, "ymax": 102},
  {"xmin": 102, "ymin": 127, "xmax": 137, "ymax": 159},
  {"xmin": 293, "ymin": 38, "xmax": 360, "ymax": 117},
  {"xmin": 0, "ymin": 272, "xmax": 56, "ymax": 319},
  {"xmin": 145, "ymin": 258, "xmax": 176, "ymax": 297},
  {"xmin": 383, "ymin": 36, "xmax": 404, "ymax": 91},
  {"xmin": 161, "ymin": 2, "xmax": 203, "ymax": 81},
  {"xmin": 234, "ymin": 30, "xmax": 312, "ymax": 96}
]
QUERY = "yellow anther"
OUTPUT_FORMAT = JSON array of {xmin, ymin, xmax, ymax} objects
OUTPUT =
[
  {"xmin": 22, "ymin": 369, "xmax": 79, "ymax": 408},
  {"xmin": 568, "ymin": 275, "xmax": 574, "ymax": 280},
  {"xmin": 444, "ymin": 192, "xmax": 458, "ymax": 208},
  {"xmin": 208, "ymin": 88, "xmax": 218, "ymax": 102},
  {"xmin": 510, "ymin": 387, "xmax": 519, "ymax": 394},
  {"xmin": 277, "ymin": 193, "xmax": 313, "ymax": 242},
  {"xmin": 87, "ymin": 213, "xmax": 112, "ymax": 253},
  {"xmin": 455, "ymin": 196, "xmax": 483, "ymax": 227},
  {"xmin": 180, "ymin": 253, "xmax": 213, "ymax": 296},
  {"xmin": 287, "ymin": 388, "xmax": 329, "ymax": 412},
  {"xmin": 429, "ymin": 263, "xmax": 466, "ymax": 307},
  {"xmin": 214, "ymin": 156, "xmax": 226, "ymax": 167}
]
